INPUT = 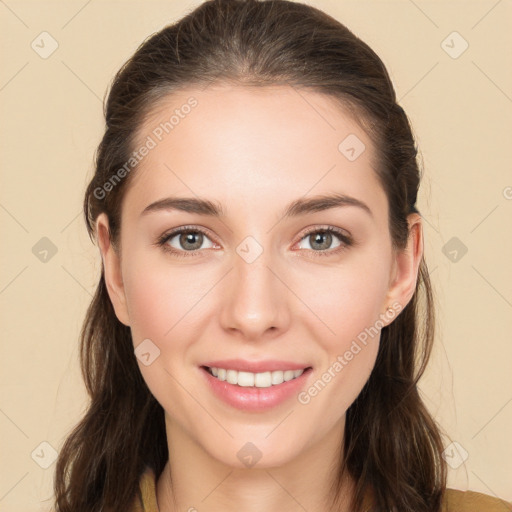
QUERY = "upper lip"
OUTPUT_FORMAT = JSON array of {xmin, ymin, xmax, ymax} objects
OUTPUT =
[{"xmin": 201, "ymin": 359, "xmax": 312, "ymax": 373}]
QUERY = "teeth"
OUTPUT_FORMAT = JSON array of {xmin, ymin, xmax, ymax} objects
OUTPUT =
[{"xmin": 209, "ymin": 367, "xmax": 305, "ymax": 387}]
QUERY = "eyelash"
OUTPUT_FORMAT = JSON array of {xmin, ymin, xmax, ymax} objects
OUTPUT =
[{"xmin": 155, "ymin": 225, "xmax": 354, "ymax": 259}]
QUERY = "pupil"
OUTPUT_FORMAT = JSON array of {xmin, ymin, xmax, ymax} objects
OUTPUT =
[
  {"xmin": 181, "ymin": 232, "xmax": 202, "ymax": 250},
  {"xmin": 312, "ymin": 231, "xmax": 331, "ymax": 250}
]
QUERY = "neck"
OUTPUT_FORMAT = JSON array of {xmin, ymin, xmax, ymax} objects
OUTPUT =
[{"xmin": 156, "ymin": 415, "xmax": 355, "ymax": 512}]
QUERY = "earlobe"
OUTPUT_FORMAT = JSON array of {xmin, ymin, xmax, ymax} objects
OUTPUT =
[
  {"xmin": 96, "ymin": 213, "xmax": 131, "ymax": 326},
  {"xmin": 385, "ymin": 213, "xmax": 424, "ymax": 317}
]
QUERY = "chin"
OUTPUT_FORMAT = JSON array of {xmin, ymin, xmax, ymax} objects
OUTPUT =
[{"xmin": 203, "ymin": 433, "xmax": 308, "ymax": 470}]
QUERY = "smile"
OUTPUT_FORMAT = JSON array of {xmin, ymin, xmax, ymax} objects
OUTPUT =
[
  {"xmin": 205, "ymin": 366, "xmax": 307, "ymax": 387},
  {"xmin": 200, "ymin": 359, "xmax": 314, "ymax": 411}
]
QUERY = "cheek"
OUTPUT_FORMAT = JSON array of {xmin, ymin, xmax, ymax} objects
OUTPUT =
[
  {"xmin": 300, "ymin": 253, "xmax": 392, "ymax": 348},
  {"xmin": 298, "ymin": 272, "xmax": 384, "ymax": 416},
  {"xmin": 121, "ymin": 257, "xmax": 203, "ymax": 410},
  {"xmin": 124, "ymin": 272, "xmax": 170, "ymax": 342},
  {"xmin": 294, "ymin": 251, "xmax": 391, "ymax": 410},
  {"xmin": 122, "ymin": 250, "xmax": 207, "ymax": 343}
]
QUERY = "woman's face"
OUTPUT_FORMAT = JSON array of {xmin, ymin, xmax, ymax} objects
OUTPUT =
[{"xmin": 97, "ymin": 84, "xmax": 421, "ymax": 468}]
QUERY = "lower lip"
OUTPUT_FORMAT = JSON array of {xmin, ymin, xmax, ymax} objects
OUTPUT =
[{"xmin": 200, "ymin": 366, "xmax": 313, "ymax": 412}]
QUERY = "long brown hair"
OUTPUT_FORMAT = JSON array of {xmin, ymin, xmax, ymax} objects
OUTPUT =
[{"xmin": 52, "ymin": 1, "xmax": 447, "ymax": 510}]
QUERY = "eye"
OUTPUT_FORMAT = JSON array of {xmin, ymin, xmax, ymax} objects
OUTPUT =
[
  {"xmin": 156, "ymin": 226, "xmax": 217, "ymax": 258},
  {"xmin": 295, "ymin": 226, "xmax": 353, "ymax": 257},
  {"xmin": 155, "ymin": 225, "xmax": 354, "ymax": 259}
]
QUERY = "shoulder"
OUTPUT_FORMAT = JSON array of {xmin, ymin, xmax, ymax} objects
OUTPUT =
[
  {"xmin": 131, "ymin": 466, "xmax": 159, "ymax": 512},
  {"xmin": 130, "ymin": 470, "xmax": 512, "ymax": 512},
  {"xmin": 443, "ymin": 488, "xmax": 512, "ymax": 511}
]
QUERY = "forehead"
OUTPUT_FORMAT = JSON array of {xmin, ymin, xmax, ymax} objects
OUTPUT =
[{"xmin": 123, "ymin": 84, "xmax": 386, "ymax": 221}]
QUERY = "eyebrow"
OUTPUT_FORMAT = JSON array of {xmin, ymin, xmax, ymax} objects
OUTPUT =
[{"xmin": 140, "ymin": 192, "xmax": 373, "ymax": 219}]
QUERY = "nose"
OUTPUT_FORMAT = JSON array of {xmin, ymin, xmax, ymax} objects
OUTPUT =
[{"xmin": 219, "ymin": 245, "xmax": 291, "ymax": 341}]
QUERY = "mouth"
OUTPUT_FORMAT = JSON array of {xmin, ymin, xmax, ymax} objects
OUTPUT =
[
  {"xmin": 201, "ymin": 365, "xmax": 313, "ymax": 388},
  {"xmin": 199, "ymin": 358, "xmax": 314, "ymax": 411}
]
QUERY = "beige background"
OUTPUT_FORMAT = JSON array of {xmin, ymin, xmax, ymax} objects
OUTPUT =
[{"xmin": 1, "ymin": 0, "xmax": 511, "ymax": 510}]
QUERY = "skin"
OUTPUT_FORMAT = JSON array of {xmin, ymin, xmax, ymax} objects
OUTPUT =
[{"xmin": 96, "ymin": 84, "xmax": 423, "ymax": 512}]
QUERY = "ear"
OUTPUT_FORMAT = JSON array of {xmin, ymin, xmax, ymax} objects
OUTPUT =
[
  {"xmin": 96, "ymin": 213, "xmax": 131, "ymax": 326},
  {"xmin": 384, "ymin": 213, "xmax": 423, "ymax": 317}
]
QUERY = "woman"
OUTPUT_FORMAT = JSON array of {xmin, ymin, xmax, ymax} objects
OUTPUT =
[{"xmin": 52, "ymin": 0, "xmax": 511, "ymax": 511}]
